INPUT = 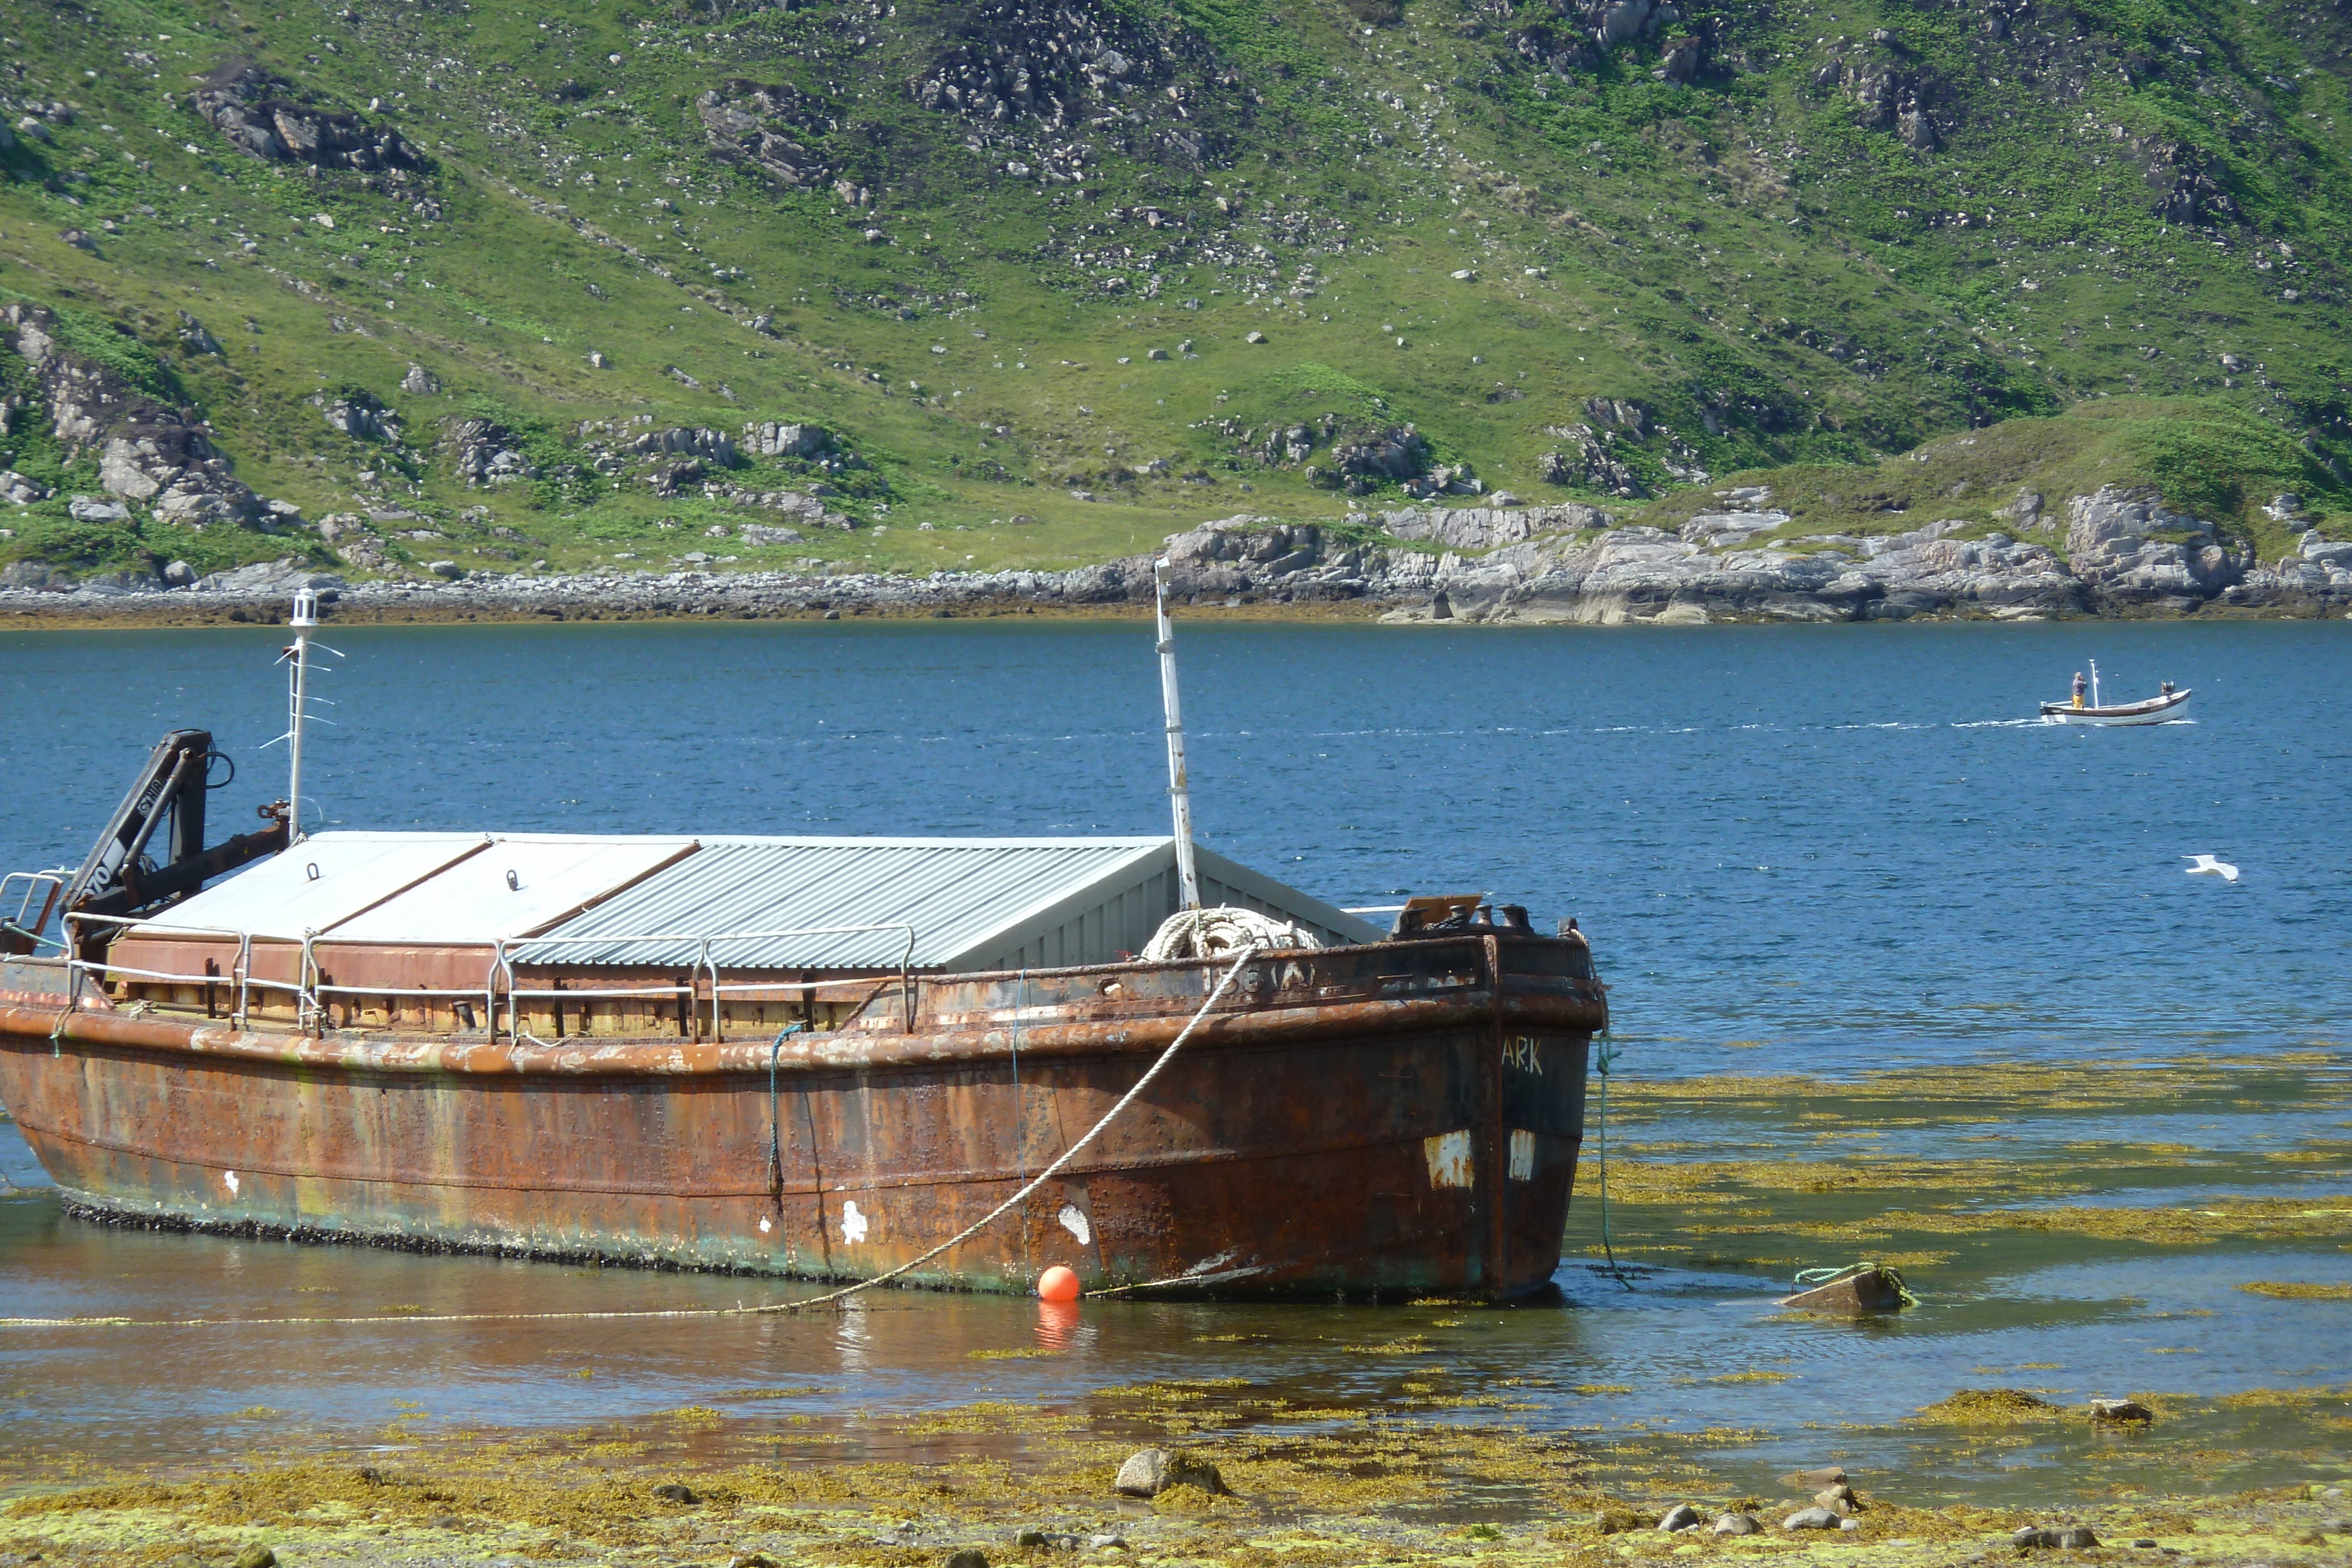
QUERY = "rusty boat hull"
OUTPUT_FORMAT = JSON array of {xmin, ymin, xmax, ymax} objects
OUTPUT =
[{"xmin": 0, "ymin": 934, "xmax": 1603, "ymax": 1299}]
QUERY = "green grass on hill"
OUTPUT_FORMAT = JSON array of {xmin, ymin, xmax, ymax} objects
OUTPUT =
[{"xmin": 2, "ymin": 0, "xmax": 2349, "ymax": 584}]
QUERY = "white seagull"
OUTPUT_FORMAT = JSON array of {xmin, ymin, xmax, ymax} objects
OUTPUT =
[{"xmin": 2183, "ymin": 854, "xmax": 2240, "ymax": 883}]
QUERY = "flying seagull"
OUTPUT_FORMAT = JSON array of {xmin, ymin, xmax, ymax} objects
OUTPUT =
[{"xmin": 2183, "ymin": 854, "xmax": 2240, "ymax": 883}]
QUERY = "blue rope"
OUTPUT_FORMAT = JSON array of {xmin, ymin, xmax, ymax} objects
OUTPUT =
[{"xmin": 768, "ymin": 1021, "xmax": 806, "ymax": 1198}]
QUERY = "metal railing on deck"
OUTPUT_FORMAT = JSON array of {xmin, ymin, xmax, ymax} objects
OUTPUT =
[
  {"xmin": 54, "ymin": 911, "xmax": 920, "ymax": 1045},
  {"xmin": 2, "ymin": 871, "xmax": 69, "ymax": 951}
]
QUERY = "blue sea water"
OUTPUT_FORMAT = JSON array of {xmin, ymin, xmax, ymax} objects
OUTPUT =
[
  {"xmin": 0, "ymin": 617, "xmax": 2345, "ymax": 1492},
  {"xmin": 3, "ymin": 617, "xmax": 2345, "ymax": 1066}
]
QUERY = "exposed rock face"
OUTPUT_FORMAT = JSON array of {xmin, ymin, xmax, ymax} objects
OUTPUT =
[
  {"xmin": 1820, "ymin": 51, "xmax": 1941, "ymax": 149},
  {"xmin": 1329, "ymin": 424, "xmax": 1431, "ymax": 492},
  {"xmin": 191, "ymin": 61, "xmax": 425, "ymax": 172},
  {"xmin": 744, "ymin": 421, "xmax": 834, "ymax": 459},
  {"xmin": 913, "ymin": 1, "xmax": 1169, "ymax": 132},
  {"xmin": 2063, "ymin": 486, "xmax": 2248, "ymax": 607},
  {"xmin": 446, "ymin": 419, "xmax": 537, "ymax": 486},
  {"xmin": 1381, "ymin": 502, "xmax": 1609, "ymax": 550},
  {"xmin": 320, "ymin": 390, "xmax": 402, "ymax": 443},
  {"xmin": 696, "ymin": 79, "xmax": 835, "ymax": 188},
  {"xmin": 1539, "ymin": 425, "xmax": 1646, "ymax": 497},
  {"xmin": 1, "ymin": 302, "xmax": 266, "ymax": 529}
]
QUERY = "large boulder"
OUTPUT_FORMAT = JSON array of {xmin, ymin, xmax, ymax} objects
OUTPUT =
[{"xmin": 191, "ymin": 61, "xmax": 424, "ymax": 172}]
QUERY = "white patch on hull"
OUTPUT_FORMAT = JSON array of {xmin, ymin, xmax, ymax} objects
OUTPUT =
[{"xmin": 1424, "ymin": 1129, "xmax": 1475, "ymax": 1189}]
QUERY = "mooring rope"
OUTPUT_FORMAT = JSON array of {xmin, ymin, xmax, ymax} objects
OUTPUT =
[
  {"xmin": 767, "ymin": 1020, "xmax": 804, "ymax": 1201},
  {"xmin": 0, "ymin": 945, "xmax": 1261, "ymax": 1332}
]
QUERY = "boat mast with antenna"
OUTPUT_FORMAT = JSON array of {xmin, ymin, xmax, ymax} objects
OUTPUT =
[
  {"xmin": 1152, "ymin": 559, "xmax": 1201, "ymax": 911},
  {"xmin": 284, "ymin": 587, "xmax": 318, "ymax": 844}
]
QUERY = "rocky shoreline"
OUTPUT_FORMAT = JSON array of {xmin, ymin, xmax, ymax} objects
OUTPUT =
[{"xmin": 6, "ymin": 490, "xmax": 2350, "ymax": 628}]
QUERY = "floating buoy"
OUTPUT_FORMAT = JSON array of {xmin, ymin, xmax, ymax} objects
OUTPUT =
[{"xmin": 1037, "ymin": 1265, "xmax": 1081, "ymax": 1302}]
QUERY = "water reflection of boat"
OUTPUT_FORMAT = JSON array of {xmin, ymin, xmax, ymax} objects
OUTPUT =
[{"xmin": 0, "ymin": 610, "xmax": 1605, "ymax": 1305}]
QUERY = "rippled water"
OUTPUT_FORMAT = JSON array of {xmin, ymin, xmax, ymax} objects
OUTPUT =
[{"xmin": 1, "ymin": 618, "xmax": 2345, "ymax": 1492}]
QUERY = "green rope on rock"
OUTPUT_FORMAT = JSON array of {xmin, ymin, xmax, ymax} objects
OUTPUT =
[{"xmin": 1792, "ymin": 1259, "xmax": 1922, "ymax": 1309}]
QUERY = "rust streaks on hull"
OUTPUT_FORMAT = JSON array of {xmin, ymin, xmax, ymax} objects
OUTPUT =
[{"xmin": 0, "ymin": 937, "xmax": 1602, "ymax": 1299}]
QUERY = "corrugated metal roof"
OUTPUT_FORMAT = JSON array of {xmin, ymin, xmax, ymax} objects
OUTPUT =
[
  {"xmin": 325, "ymin": 836, "xmax": 698, "ymax": 944},
  {"xmin": 131, "ymin": 833, "xmax": 489, "ymax": 941},
  {"xmin": 513, "ymin": 837, "xmax": 1170, "ymax": 971}
]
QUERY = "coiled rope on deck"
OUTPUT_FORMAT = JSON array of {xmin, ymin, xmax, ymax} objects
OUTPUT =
[{"xmin": 0, "ymin": 945, "xmax": 1262, "ymax": 1332}]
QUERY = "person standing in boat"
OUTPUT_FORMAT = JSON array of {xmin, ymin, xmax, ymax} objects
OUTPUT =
[{"xmin": 2072, "ymin": 671, "xmax": 2087, "ymax": 710}]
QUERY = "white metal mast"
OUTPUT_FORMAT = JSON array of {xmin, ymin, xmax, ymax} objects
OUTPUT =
[
  {"xmin": 1152, "ymin": 559, "xmax": 1201, "ymax": 911},
  {"xmin": 286, "ymin": 587, "xmax": 318, "ymax": 844}
]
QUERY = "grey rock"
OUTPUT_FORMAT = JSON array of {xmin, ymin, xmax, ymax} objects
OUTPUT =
[
  {"xmin": 190, "ymin": 59, "xmax": 423, "ymax": 172},
  {"xmin": 2056, "ymin": 1527, "xmax": 2100, "ymax": 1549},
  {"xmin": 1657, "ymin": 1504, "xmax": 1703, "ymax": 1532},
  {"xmin": 1783, "ymin": 1508, "xmax": 1843, "ymax": 1530},
  {"xmin": 946, "ymin": 1552, "xmax": 991, "ymax": 1568},
  {"xmin": 1712, "ymin": 1514, "xmax": 1762, "ymax": 1536},
  {"xmin": 0, "ymin": 470, "xmax": 51, "ymax": 506},
  {"xmin": 427, "ymin": 560, "xmax": 466, "ymax": 580},
  {"xmin": 1113, "ymin": 1447, "xmax": 1225, "ymax": 1497},
  {"xmin": 233, "ymin": 1546, "xmax": 278, "ymax": 1568},
  {"xmin": 162, "ymin": 559, "xmax": 198, "ymax": 587},
  {"xmin": 1086, "ymin": 1534, "xmax": 1128, "ymax": 1550},
  {"xmin": 68, "ymin": 496, "xmax": 131, "ymax": 523},
  {"xmin": 401, "ymin": 363, "xmax": 442, "ymax": 396},
  {"xmin": 1015, "ymin": 1531, "xmax": 1084, "ymax": 1550}
]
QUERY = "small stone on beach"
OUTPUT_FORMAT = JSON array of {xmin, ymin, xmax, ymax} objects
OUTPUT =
[
  {"xmin": 1713, "ymin": 1513, "xmax": 1762, "ymax": 1536},
  {"xmin": 653, "ymin": 1483, "xmax": 701, "ymax": 1505},
  {"xmin": 1783, "ymin": 1507, "xmax": 1843, "ymax": 1530},
  {"xmin": 233, "ymin": 1547, "xmax": 276, "ymax": 1568},
  {"xmin": 946, "ymin": 1553, "xmax": 990, "ymax": 1568},
  {"xmin": 1658, "ymin": 1505, "xmax": 1703, "ymax": 1532}
]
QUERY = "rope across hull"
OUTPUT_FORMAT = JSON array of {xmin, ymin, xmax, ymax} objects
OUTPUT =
[{"xmin": 0, "ymin": 938, "xmax": 1602, "ymax": 1299}]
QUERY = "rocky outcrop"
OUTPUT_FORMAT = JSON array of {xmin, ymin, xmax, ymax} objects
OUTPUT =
[
  {"xmin": 191, "ymin": 61, "xmax": 424, "ymax": 172},
  {"xmin": 913, "ymin": 0, "xmax": 1168, "ymax": 132},
  {"xmin": 1818, "ymin": 47, "xmax": 1942, "ymax": 150},
  {"xmin": 696, "ymin": 79, "xmax": 835, "ymax": 189},
  {"xmin": 1379, "ymin": 502, "xmax": 1609, "ymax": 550},
  {"xmin": 743, "ymin": 421, "xmax": 833, "ymax": 460},
  {"xmin": 446, "ymin": 419, "xmax": 537, "ymax": 487},
  {"xmin": 1, "ymin": 302, "xmax": 268, "ymax": 530},
  {"xmin": 7, "ymin": 499, "xmax": 2347, "ymax": 624},
  {"xmin": 1539, "ymin": 426, "xmax": 1646, "ymax": 498},
  {"xmin": 320, "ymin": 390, "xmax": 402, "ymax": 443},
  {"xmin": 2062, "ymin": 486, "xmax": 2249, "ymax": 609}
]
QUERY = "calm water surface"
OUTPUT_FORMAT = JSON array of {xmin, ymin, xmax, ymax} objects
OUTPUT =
[{"xmin": 0, "ymin": 619, "xmax": 2344, "ymax": 1493}]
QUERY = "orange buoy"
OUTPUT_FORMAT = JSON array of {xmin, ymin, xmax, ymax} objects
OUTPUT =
[{"xmin": 1037, "ymin": 1265, "xmax": 1081, "ymax": 1303}]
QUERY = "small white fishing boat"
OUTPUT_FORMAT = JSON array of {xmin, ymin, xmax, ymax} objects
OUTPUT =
[{"xmin": 2039, "ymin": 660, "xmax": 2191, "ymax": 726}]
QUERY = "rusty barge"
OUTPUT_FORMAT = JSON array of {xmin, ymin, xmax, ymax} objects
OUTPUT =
[{"xmin": 0, "ymin": 589, "xmax": 1606, "ymax": 1300}]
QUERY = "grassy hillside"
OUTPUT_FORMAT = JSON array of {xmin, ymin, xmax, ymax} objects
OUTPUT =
[{"xmin": 3, "ymin": 0, "xmax": 2350, "ymax": 585}]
